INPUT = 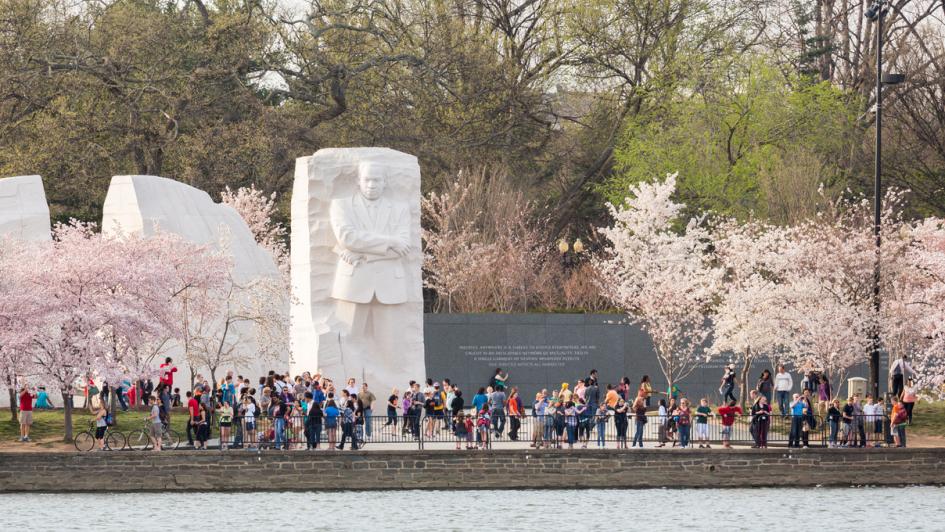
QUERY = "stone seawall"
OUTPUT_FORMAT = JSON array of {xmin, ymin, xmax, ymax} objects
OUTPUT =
[{"xmin": 1, "ymin": 448, "xmax": 943, "ymax": 491}]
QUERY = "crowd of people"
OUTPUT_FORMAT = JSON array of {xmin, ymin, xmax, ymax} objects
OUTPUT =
[{"xmin": 12, "ymin": 356, "xmax": 922, "ymax": 452}]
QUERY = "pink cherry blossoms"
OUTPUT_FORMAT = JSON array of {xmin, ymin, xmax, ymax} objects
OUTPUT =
[{"xmin": 599, "ymin": 175, "xmax": 945, "ymax": 399}]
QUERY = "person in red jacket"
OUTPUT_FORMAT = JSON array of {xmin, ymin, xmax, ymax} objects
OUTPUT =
[
  {"xmin": 159, "ymin": 357, "xmax": 178, "ymax": 388},
  {"xmin": 717, "ymin": 400, "xmax": 743, "ymax": 449},
  {"xmin": 19, "ymin": 385, "xmax": 36, "ymax": 442}
]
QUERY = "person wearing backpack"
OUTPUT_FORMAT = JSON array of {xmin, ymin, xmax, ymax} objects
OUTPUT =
[{"xmin": 304, "ymin": 392, "xmax": 323, "ymax": 450}]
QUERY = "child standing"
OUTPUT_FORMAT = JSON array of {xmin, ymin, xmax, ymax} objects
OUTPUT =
[
  {"xmin": 454, "ymin": 412, "xmax": 467, "ymax": 450},
  {"xmin": 717, "ymin": 400, "xmax": 742, "ymax": 449},
  {"xmin": 476, "ymin": 408, "xmax": 491, "ymax": 449},
  {"xmin": 464, "ymin": 413, "xmax": 475, "ymax": 449},
  {"xmin": 695, "ymin": 398, "xmax": 712, "ymax": 448}
]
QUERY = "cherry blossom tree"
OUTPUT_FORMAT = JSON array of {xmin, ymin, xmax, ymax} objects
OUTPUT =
[
  {"xmin": 597, "ymin": 174, "xmax": 722, "ymax": 391},
  {"xmin": 221, "ymin": 185, "xmax": 288, "ymax": 273},
  {"xmin": 0, "ymin": 236, "xmax": 51, "ymax": 420},
  {"xmin": 710, "ymin": 220, "xmax": 798, "ymax": 406},
  {"xmin": 421, "ymin": 182, "xmax": 498, "ymax": 313},
  {"xmin": 899, "ymin": 218, "xmax": 945, "ymax": 397}
]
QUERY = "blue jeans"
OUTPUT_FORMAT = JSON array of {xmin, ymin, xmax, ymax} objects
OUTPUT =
[
  {"xmin": 116, "ymin": 387, "xmax": 128, "ymax": 410},
  {"xmin": 829, "ymin": 420, "xmax": 839, "ymax": 444},
  {"xmin": 363, "ymin": 408, "xmax": 372, "ymax": 437},
  {"xmin": 679, "ymin": 424, "xmax": 690, "ymax": 448},
  {"xmin": 566, "ymin": 425, "xmax": 577, "ymax": 445},
  {"xmin": 777, "ymin": 391, "xmax": 789, "ymax": 415},
  {"xmin": 492, "ymin": 409, "xmax": 505, "ymax": 436},
  {"xmin": 274, "ymin": 417, "xmax": 286, "ymax": 449},
  {"xmin": 596, "ymin": 421, "xmax": 606, "ymax": 447},
  {"xmin": 632, "ymin": 420, "xmax": 645, "ymax": 447}
]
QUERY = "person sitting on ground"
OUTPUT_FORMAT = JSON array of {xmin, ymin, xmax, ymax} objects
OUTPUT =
[{"xmin": 34, "ymin": 386, "xmax": 53, "ymax": 409}]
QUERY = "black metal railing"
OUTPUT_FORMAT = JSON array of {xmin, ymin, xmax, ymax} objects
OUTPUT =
[{"xmin": 211, "ymin": 412, "xmax": 889, "ymax": 450}]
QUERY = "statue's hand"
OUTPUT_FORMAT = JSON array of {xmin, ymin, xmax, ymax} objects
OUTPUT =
[
  {"xmin": 340, "ymin": 250, "xmax": 364, "ymax": 266},
  {"xmin": 390, "ymin": 242, "xmax": 411, "ymax": 257}
]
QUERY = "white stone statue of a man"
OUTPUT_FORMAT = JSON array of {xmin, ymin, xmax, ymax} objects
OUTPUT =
[{"xmin": 328, "ymin": 162, "xmax": 413, "ymax": 378}]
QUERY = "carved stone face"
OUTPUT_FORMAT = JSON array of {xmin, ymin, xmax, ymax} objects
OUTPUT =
[{"xmin": 357, "ymin": 164, "xmax": 387, "ymax": 201}]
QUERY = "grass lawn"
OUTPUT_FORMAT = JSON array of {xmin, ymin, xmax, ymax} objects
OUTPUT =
[
  {"xmin": 0, "ymin": 407, "xmax": 193, "ymax": 446},
  {"xmin": 909, "ymin": 400, "xmax": 945, "ymax": 437}
]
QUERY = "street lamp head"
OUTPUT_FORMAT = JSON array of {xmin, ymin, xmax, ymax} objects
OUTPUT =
[
  {"xmin": 865, "ymin": 0, "xmax": 887, "ymax": 21},
  {"xmin": 881, "ymin": 73, "xmax": 905, "ymax": 85}
]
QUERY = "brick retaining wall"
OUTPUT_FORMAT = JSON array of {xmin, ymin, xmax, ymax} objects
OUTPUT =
[{"xmin": 0, "ymin": 448, "xmax": 942, "ymax": 491}]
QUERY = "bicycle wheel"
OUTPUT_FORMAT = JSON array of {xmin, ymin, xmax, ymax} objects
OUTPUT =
[
  {"xmin": 105, "ymin": 431, "xmax": 126, "ymax": 451},
  {"xmin": 74, "ymin": 431, "xmax": 95, "ymax": 452},
  {"xmin": 126, "ymin": 429, "xmax": 152, "ymax": 450},
  {"xmin": 162, "ymin": 428, "xmax": 181, "ymax": 450}
]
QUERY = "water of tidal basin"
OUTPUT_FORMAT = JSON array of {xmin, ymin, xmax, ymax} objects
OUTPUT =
[{"xmin": 2, "ymin": 487, "xmax": 943, "ymax": 531}]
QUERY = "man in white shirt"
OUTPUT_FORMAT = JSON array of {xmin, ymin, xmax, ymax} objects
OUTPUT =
[
  {"xmin": 774, "ymin": 366, "xmax": 794, "ymax": 417},
  {"xmin": 889, "ymin": 356, "xmax": 915, "ymax": 399}
]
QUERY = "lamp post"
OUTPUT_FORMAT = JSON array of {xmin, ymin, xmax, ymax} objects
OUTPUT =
[{"xmin": 865, "ymin": 0, "xmax": 904, "ymax": 400}]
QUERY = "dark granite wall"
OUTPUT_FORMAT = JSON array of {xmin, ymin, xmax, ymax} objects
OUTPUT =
[{"xmin": 423, "ymin": 313, "xmax": 883, "ymax": 403}]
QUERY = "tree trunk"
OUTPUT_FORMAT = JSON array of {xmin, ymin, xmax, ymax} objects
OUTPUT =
[
  {"xmin": 738, "ymin": 350, "xmax": 753, "ymax": 411},
  {"xmin": 62, "ymin": 392, "xmax": 74, "ymax": 442},
  {"xmin": 8, "ymin": 387, "xmax": 18, "ymax": 422}
]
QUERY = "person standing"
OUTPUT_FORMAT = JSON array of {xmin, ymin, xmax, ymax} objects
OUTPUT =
[
  {"xmin": 614, "ymin": 398, "xmax": 629, "ymax": 449},
  {"xmin": 324, "ymin": 399, "xmax": 339, "ymax": 448},
  {"xmin": 159, "ymin": 357, "xmax": 177, "ymax": 389},
  {"xmin": 675, "ymin": 399, "xmax": 692, "ymax": 449},
  {"xmin": 656, "ymin": 399, "xmax": 668, "ymax": 448},
  {"xmin": 218, "ymin": 399, "xmax": 233, "ymax": 450},
  {"xmin": 507, "ymin": 388, "xmax": 523, "ymax": 441},
  {"xmin": 852, "ymin": 393, "xmax": 867, "ymax": 447},
  {"xmin": 94, "ymin": 402, "xmax": 109, "ymax": 451},
  {"xmin": 337, "ymin": 400, "xmax": 358, "ymax": 450},
  {"xmin": 148, "ymin": 395, "xmax": 163, "ymax": 451},
  {"xmin": 717, "ymin": 400, "xmax": 742, "ymax": 449},
  {"xmin": 18, "ymin": 385, "xmax": 35, "ymax": 442},
  {"xmin": 492, "ymin": 368, "xmax": 509, "ymax": 390},
  {"xmin": 490, "ymin": 385, "xmax": 507, "ymax": 439},
  {"xmin": 756, "ymin": 370, "xmax": 774, "ymax": 405},
  {"xmin": 902, "ymin": 379, "xmax": 918, "ymax": 424},
  {"xmin": 889, "ymin": 356, "xmax": 916, "ymax": 399},
  {"xmin": 751, "ymin": 395, "xmax": 771, "ymax": 448},
  {"xmin": 720, "ymin": 364, "xmax": 737, "ymax": 404},
  {"xmin": 594, "ymin": 402, "xmax": 609, "ymax": 448},
  {"xmin": 695, "ymin": 398, "xmax": 712, "ymax": 449},
  {"xmin": 360, "ymin": 383, "xmax": 376, "ymax": 438},
  {"xmin": 304, "ymin": 393, "xmax": 323, "ymax": 450},
  {"xmin": 774, "ymin": 366, "xmax": 793, "ymax": 416},
  {"xmin": 631, "ymin": 397, "xmax": 647, "ymax": 448},
  {"xmin": 195, "ymin": 402, "xmax": 210, "ymax": 450},
  {"xmin": 185, "ymin": 390, "xmax": 199, "ymax": 447},
  {"xmin": 638, "ymin": 376, "xmax": 653, "ymax": 408},
  {"xmin": 827, "ymin": 399, "xmax": 842, "ymax": 448},
  {"xmin": 890, "ymin": 396, "xmax": 908, "ymax": 447}
]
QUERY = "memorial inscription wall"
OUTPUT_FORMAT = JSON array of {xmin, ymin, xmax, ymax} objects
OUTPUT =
[{"xmin": 424, "ymin": 313, "xmax": 880, "ymax": 402}]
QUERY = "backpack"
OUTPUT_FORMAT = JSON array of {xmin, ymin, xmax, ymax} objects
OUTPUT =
[{"xmin": 105, "ymin": 413, "xmax": 115, "ymax": 427}]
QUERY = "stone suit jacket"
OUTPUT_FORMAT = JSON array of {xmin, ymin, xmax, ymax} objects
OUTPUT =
[{"xmin": 329, "ymin": 194, "xmax": 410, "ymax": 304}]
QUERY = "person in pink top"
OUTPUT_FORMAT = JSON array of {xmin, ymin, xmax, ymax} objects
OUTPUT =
[{"xmin": 901, "ymin": 379, "xmax": 918, "ymax": 424}]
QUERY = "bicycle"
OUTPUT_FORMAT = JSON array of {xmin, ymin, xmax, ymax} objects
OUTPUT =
[
  {"xmin": 126, "ymin": 419, "xmax": 181, "ymax": 451},
  {"xmin": 74, "ymin": 420, "xmax": 126, "ymax": 452}
]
